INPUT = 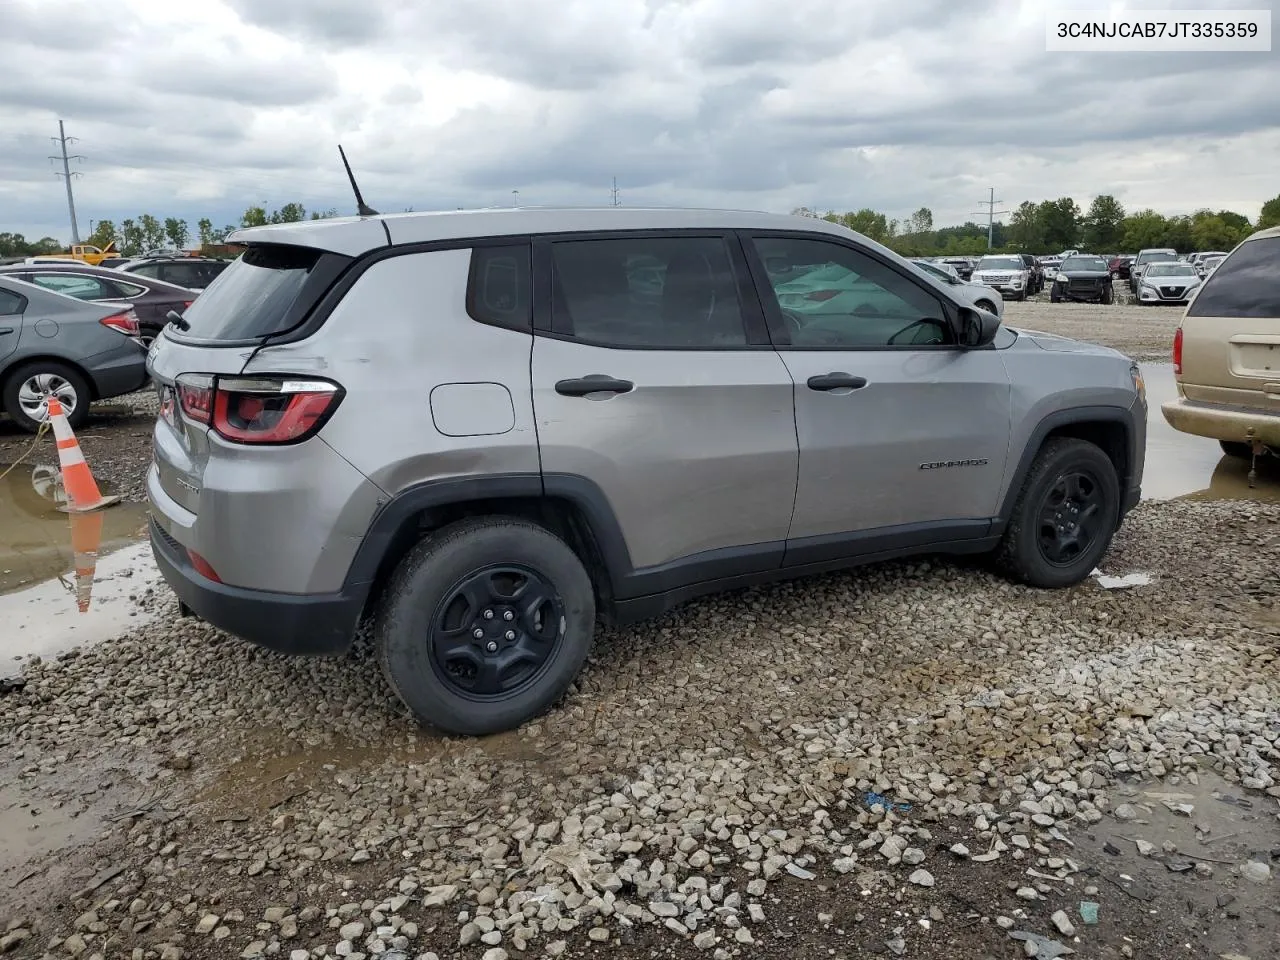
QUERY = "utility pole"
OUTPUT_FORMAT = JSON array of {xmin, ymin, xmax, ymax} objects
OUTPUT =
[
  {"xmin": 610, "ymin": 177, "xmax": 620, "ymax": 207},
  {"xmin": 50, "ymin": 119, "xmax": 84, "ymax": 244},
  {"xmin": 972, "ymin": 187, "xmax": 1006, "ymax": 250},
  {"xmin": 511, "ymin": 189, "xmax": 520, "ymax": 208}
]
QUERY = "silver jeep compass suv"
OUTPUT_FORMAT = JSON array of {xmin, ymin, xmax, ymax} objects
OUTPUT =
[{"xmin": 146, "ymin": 208, "xmax": 1146, "ymax": 735}]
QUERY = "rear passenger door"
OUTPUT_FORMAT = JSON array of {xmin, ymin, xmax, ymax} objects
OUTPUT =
[
  {"xmin": 0, "ymin": 286, "xmax": 24, "ymax": 363},
  {"xmin": 530, "ymin": 232, "xmax": 798, "ymax": 593}
]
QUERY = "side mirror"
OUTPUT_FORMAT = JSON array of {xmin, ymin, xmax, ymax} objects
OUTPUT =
[{"xmin": 958, "ymin": 306, "xmax": 1000, "ymax": 348}]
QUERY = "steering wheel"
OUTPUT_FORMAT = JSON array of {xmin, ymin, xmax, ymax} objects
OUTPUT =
[{"xmin": 887, "ymin": 319, "xmax": 945, "ymax": 346}]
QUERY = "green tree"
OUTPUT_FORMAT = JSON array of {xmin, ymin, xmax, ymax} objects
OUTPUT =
[
  {"xmin": 164, "ymin": 217, "xmax": 190, "ymax": 250},
  {"xmin": 33, "ymin": 237, "xmax": 63, "ymax": 254},
  {"xmin": 1256, "ymin": 194, "xmax": 1280, "ymax": 230},
  {"xmin": 1007, "ymin": 201, "xmax": 1042, "ymax": 250},
  {"xmin": 1037, "ymin": 197, "xmax": 1080, "ymax": 250},
  {"xmin": 309, "ymin": 207, "xmax": 340, "ymax": 220},
  {"xmin": 908, "ymin": 206, "xmax": 933, "ymax": 236},
  {"xmin": 0, "ymin": 232, "xmax": 34, "ymax": 256},
  {"xmin": 137, "ymin": 214, "xmax": 166, "ymax": 251},
  {"xmin": 240, "ymin": 205, "xmax": 269, "ymax": 228},
  {"xmin": 197, "ymin": 218, "xmax": 215, "ymax": 247},
  {"xmin": 86, "ymin": 220, "xmax": 116, "ymax": 250},
  {"xmin": 1120, "ymin": 210, "xmax": 1168, "ymax": 250},
  {"xmin": 825, "ymin": 208, "xmax": 894, "ymax": 243},
  {"xmin": 271, "ymin": 202, "xmax": 306, "ymax": 223},
  {"xmin": 220, "ymin": 224, "xmax": 238, "ymax": 241},
  {"xmin": 1215, "ymin": 210, "xmax": 1251, "ymax": 235},
  {"xmin": 1163, "ymin": 214, "xmax": 1193, "ymax": 252},
  {"xmin": 119, "ymin": 218, "xmax": 143, "ymax": 256},
  {"xmin": 1189, "ymin": 210, "xmax": 1249, "ymax": 251},
  {"xmin": 1082, "ymin": 195, "xmax": 1125, "ymax": 251},
  {"xmin": 790, "ymin": 206, "xmax": 821, "ymax": 218}
]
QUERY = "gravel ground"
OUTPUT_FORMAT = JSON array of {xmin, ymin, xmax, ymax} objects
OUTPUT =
[
  {"xmin": 2, "ymin": 499, "xmax": 1278, "ymax": 960},
  {"xmin": 1002, "ymin": 287, "xmax": 1180, "ymax": 362},
  {"xmin": 2, "ymin": 312, "xmax": 1278, "ymax": 960}
]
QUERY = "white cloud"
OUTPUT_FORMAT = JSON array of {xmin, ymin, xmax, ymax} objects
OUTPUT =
[{"xmin": 1, "ymin": 0, "xmax": 1276, "ymax": 243}]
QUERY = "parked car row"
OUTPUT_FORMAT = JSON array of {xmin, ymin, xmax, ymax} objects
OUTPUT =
[{"xmin": 0, "ymin": 255, "xmax": 231, "ymax": 432}]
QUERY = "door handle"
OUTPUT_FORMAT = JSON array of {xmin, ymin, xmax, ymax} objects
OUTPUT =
[
  {"xmin": 0, "ymin": 327, "xmax": 13, "ymax": 335},
  {"xmin": 806, "ymin": 372, "xmax": 867, "ymax": 391},
  {"xmin": 554, "ymin": 375, "xmax": 635, "ymax": 397}
]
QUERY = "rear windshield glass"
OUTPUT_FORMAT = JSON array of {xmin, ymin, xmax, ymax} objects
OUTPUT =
[
  {"xmin": 1186, "ymin": 237, "xmax": 1280, "ymax": 318},
  {"xmin": 178, "ymin": 245, "xmax": 325, "ymax": 340}
]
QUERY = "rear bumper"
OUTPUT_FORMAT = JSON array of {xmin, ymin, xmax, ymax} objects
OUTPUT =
[
  {"xmin": 149, "ymin": 517, "xmax": 363, "ymax": 655},
  {"xmin": 1161, "ymin": 397, "xmax": 1280, "ymax": 446},
  {"xmin": 85, "ymin": 341, "xmax": 149, "ymax": 399}
]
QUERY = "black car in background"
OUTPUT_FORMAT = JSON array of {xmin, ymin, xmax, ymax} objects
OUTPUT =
[
  {"xmin": 116, "ymin": 256, "xmax": 230, "ymax": 291},
  {"xmin": 1050, "ymin": 254, "xmax": 1115, "ymax": 304},
  {"xmin": 1019, "ymin": 253, "xmax": 1045, "ymax": 294},
  {"xmin": 0, "ymin": 262, "xmax": 196, "ymax": 346},
  {"xmin": 939, "ymin": 257, "xmax": 975, "ymax": 281}
]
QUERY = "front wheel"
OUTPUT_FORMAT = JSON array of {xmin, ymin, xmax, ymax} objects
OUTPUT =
[
  {"xmin": 975, "ymin": 299, "xmax": 997, "ymax": 314},
  {"xmin": 376, "ymin": 517, "xmax": 595, "ymax": 736},
  {"xmin": 995, "ymin": 437, "xmax": 1120, "ymax": 588},
  {"xmin": 1101, "ymin": 284, "xmax": 1114, "ymax": 305}
]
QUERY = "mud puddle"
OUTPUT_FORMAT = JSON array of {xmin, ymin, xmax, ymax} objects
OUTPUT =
[
  {"xmin": 1, "ymin": 462, "xmax": 158, "ymax": 676},
  {"xmin": 1140, "ymin": 363, "xmax": 1280, "ymax": 502},
  {"xmin": 1073, "ymin": 766, "xmax": 1280, "ymax": 958}
]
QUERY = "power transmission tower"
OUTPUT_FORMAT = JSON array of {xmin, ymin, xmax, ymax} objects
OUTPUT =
[
  {"xmin": 50, "ymin": 119, "xmax": 84, "ymax": 244},
  {"xmin": 972, "ymin": 187, "xmax": 1006, "ymax": 250},
  {"xmin": 610, "ymin": 177, "xmax": 620, "ymax": 207}
]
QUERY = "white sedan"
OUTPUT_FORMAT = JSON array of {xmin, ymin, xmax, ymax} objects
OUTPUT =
[{"xmin": 910, "ymin": 258, "xmax": 1006, "ymax": 317}]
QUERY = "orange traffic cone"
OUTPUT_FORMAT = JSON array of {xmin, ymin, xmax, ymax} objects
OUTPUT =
[
  {"xmin": 68, "ymin": 509, "xmax": 105, "ymax": 613},
  {"xmin": 46, "ymin": 395, "xmax": 120, "ymax": 513}
]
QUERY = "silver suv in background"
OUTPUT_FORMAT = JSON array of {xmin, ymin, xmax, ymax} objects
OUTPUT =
[
  {"xmin": 146, "ymin": 209, "xmax": 1146, "ymax": 736},
  {"xmin": 969, "ymin": 254, "xmax": 1033, "ymax": 300}
]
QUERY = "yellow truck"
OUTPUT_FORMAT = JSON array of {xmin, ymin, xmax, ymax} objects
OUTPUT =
[{"xmin": 38, "ymin": 241, "xmax": 120, "ymax": 265}]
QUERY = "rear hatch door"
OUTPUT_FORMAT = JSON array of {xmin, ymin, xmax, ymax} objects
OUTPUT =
[
  {"xmin": 1179, "ymin": 235, "xmax": 1280, "ymax": 411},
  {"xmin": 147, "ymin": 243, "xmax": 355, "ymax": 516}
]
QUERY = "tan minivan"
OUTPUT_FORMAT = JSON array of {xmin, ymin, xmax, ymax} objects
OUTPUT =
[{"xmin": 1163, "ymin": 225, "xmax": 1280, "ymax": 461}]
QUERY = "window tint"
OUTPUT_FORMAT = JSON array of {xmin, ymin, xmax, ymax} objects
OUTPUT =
[
  {"xmin": 112, "ymin": 280, "xmax": 147, "ymax": 298},
  {"xmin": 467, "ymin": 244, "xmax": 532, "ymax": 330},
  {"xmin": 550, "ymin": 236, "xmax": 747, "ymax": 348},
  {"xmin": 128, "ymin": 262, "xmax": 163, "ymax": 279},
  {"xmin": 161, "ymin": 262, "xmax": 209, "ymax": 288},
  {"xmin": 179, "ymin": 245, "xmax": 330, "ymax": 341},
  {"xmin": 29, "ymin": 273, "xmax": 120, "ymax": 301},
  {"xmin": 1187, "ymin": 237, "xmax": 1280, "ymax": 318},
  {"xmin": 752, "ymin": 237, "xmax": 950, "ymax": 348},
  {"xmin": 0, "ymin": 288, "xmax": 25, "ymax": 314}
]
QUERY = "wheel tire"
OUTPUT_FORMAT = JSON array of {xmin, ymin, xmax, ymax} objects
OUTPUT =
[
  {"xmin": 2, "ymin": 360, "xmax": 92, "ymax": 433},
  {"xmin": 1050, "ymin": 290, "xmax": 1061, "ymax": 303},
  {"xmin": 975, "ymin": 299, "xmax": 997, "ymax": 314},
  {"xmin": 376, "ymin": 516, "xmax": 595, "ymax": 736},
  {"xmin": 1017, "ymin": 289, "xmax": 1028, "ymax": 301},
  {"xmin": 139, "ymin": 325, "xmax": 163, "ymax": 349},
  {"xmin": 1101, "ymin": 285, "xmax": 1114, "ymax": 305},
  {"xmin": 1220, "ymin": 441, "xmax": 1253, "ymax": 460},
  {"xmin": 995, "ymin": 437, "xmax": 1120, "ymax": 588}
]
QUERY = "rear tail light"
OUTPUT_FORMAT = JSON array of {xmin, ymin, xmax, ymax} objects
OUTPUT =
[
  {"xmin": 182, "ymin": 300, "xmax": 193, "ymax": 311},
  {"xmin": 171, "ymin": 374, "xmax": 342, "ymax": 444},
  {"xmin": 187, "ymin": 548, "xmax": 221, "ymax": 582},
  {"xmin": 1172, "ymin": 327, "xmax": 1183, "ymax": 376},
  {"xmin": 100, "ymin": 309, "xmax": 140, "ymax": 337}
]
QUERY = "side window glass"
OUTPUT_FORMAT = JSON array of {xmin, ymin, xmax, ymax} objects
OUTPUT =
[
  {"xmin": 550, "ymin": 236, "xmax": 747, "ymax": 348},
  {"xmin": 162, "ymin": 263, "xmax": 202, "ymax": 287},
  {"xmin": 0, "ymin": 289, "xmax": 25, "ymax": 314},
  {"xmin": 130, "ymin": 263, "xmax": 163, "ymax": 279},
  {"xmin": 752, "ymin": 237, "xmax": 950, "ymax": 348},
  {"xmin": 467, "ymin": 244, "xmax": 532, "ymax": 331},
  {"xmin": 1187, "ymin": 237, "xmax": 1280, "ymax": 318},
  {"xmin": 31, "ymin": 274, "xmax": 114, "ymax": 301}
]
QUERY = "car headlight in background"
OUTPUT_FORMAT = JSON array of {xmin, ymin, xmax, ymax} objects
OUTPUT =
[
  {"xmin": 1130, "ymin": 364, "xmax": 1146, "ymax": 406},
  {"xmin": 1055, "ymin": 273, "xmax": 1068, "ymax": 282}
]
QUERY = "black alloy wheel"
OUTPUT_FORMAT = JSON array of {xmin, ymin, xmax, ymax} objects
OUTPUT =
[
  {"xmin": 430, "ymin": 564, "xmax": 564, "ymax": 698},
  {"xmin": 1036, "ymin": 469, "xmax": 1105, "ymax": 568}
]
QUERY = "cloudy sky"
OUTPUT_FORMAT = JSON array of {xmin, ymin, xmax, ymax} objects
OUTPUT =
[{"xmin": 2, "ymin": 0, "xmax": 1278, "ymax": 244}]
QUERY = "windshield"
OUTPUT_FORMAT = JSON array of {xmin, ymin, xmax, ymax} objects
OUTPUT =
[
  {"xmin": 1136, "ymin": 250, "xmax": 1176, "ymax": 265},
  {"xmin": 976, "ymin": 257, "xmax": 1023, "ymax": 270},
  {"xmin": 1203, "ymin": 257, "xmax": 1225, "ymax": 268},
  {"xmin": 178, "ymin": 244, "xmax": 334, "ymax": 340},
  {"xmin": 1144, "ymin": 263, "xmax": 1197, "ymax": 278},
  {"xmin": 912, "ymin": 260, "xmax": 954, "ymax": 282},
  {"xmin": 1060, "ymin": 257, "xmax": 1108, "ymax": 272}
]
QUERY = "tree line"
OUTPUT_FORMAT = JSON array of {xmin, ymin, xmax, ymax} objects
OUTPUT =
[
  {"xmin": 797, "ymin": 191, "xmax": 1280, "ymax": 257},
  {"xmin": 0, "ymin": 203, "xmax": 340, "ymax": 259}
]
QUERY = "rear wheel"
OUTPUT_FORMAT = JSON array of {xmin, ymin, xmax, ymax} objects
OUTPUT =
[
  {"xmin": 2, "ymin": 360, "xmax": 91, "ymax": 432},
  {"xmin": 996, "ymin": 437, "xmax": 1120, "ymax": 588},
  {"xmin": 376, "ymin": 517, "xmax": 595, "ymax": 736}
]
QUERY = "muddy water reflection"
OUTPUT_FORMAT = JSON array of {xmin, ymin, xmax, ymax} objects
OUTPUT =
[
  {"xmin": 1140, "ymin": 363, "xmax": 1280, "ymax": 502},
  {"xmin": 1, "ymin": 462, "xmax": 157, "ymax": 673}
]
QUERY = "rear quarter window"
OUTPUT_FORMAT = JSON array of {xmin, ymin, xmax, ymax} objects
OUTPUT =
[
  {"xmin": 1186, "ymin": 237, "xmax": 1280, "ymax": 319},
  {"xmin": 176, "ymin": 244, "xmax": 351, "ymax": 342},
  {"xmin": 466, "ymin": 243, "xmax": 532, "ymax": 331},
  {"xmin": 0, "ymin": 288, "xmax": 26, "ymax": 314}
]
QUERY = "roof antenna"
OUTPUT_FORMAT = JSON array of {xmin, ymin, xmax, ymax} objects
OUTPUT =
[{"xmin": 338, "ymin": 144, "xmax": 379, "ymax": 217}]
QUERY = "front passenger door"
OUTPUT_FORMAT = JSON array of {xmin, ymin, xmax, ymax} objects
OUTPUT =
[{"xmin": 744, "ymin": 233, "xmax": 1012, "ymax": 558}]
